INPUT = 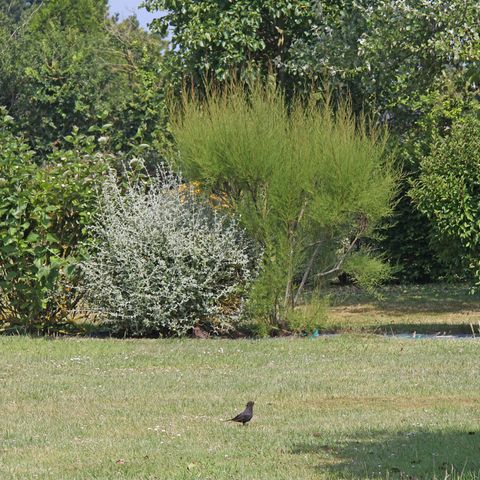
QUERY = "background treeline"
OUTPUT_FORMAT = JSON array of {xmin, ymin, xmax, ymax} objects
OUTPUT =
[{"xmin": 0, "ymin": 0, "xmax": 479, "ymax": 336}]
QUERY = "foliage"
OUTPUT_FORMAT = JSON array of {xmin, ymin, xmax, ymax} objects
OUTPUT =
[
  {"xmin": 284, "ymin": 293, "xmax": 328, "ymax": 334},
  {"xmin": 286, "ymin": 0, "xmax": 480, "ymax": 281},
  {"xmin": 171, "ymin": 82, "xmax": 398, "ymax": 322},
  {"xmin": 0, "ymin": 5, "xmax": 169, "ymax": 156},
  {"xmin": 28, "ymin": 0, "xmax": 108, "ymax": 33},
  {"xmin": 0, "ymin": 111, "xmax": 110, "ymax": 332},
  {"xmin": 2, "ymin": 0, "xmax": 478, "ymax": 333},
  {"xmin": 378, "ymin": 186, "xmax": 447, "ymax": 283},
  {"xmin": 81, "ymin": 167, "xmax": 259, "ymax": 337},
  {"xmin": 143, "ymin": 0, "xmax": 479, "ymax": 281},
  {"xmin": 343, "ymin": 249, "xmax": 394, "ymax": 296},
  {"xmin": 0, "ymin": 0, "xmax": 42, "ymax": 23},
  {"xmin": 0, "ymin": 1, "xmax": 170, "ymax": 333},
  {"xmin": 287, "ymin": 0, "xmax": 479, "ymax": 126},
  {"xmin": 143, "ymin": 0, "xmax": 316, "ymax": 91},
  {"xmin": 410, "ymin": 115, "xmax": 480, "ymax": 287},
  {"xmin": 104, "ymin": 18, "xmax": 172, "ymax": 156}
]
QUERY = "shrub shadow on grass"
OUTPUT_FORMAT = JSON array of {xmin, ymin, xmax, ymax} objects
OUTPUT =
[
  {"xmin": 375, "ymin": 299, "xmax": 480, "ymax": 316},
  {"xmin": 292, "ymin": 429, "xmax": 480, "ymax": 479},
  {"xmin": 373, "ymin": 323, "xmax": 479, "ymax": 336},
  {"xmin": 330, "ymin": 284, "xmax": 480, "ymax": 315}
]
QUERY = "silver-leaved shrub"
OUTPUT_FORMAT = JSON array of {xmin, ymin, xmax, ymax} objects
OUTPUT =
[{"xmin": 81, "ymin": 167, "xmax": 259, "ymax": 337}]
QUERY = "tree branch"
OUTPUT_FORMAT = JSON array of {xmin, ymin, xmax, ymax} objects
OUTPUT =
[
  {"xmin": 293, "ymin": 240, "xmax": 322, "ymax": 305},
  {"xmin": 316, "ymin": 233, "xmax": 360, "ymax": 278},
  {"xmin": 283, "ymin": 197, "xmax": 308, "ymax": 309}
]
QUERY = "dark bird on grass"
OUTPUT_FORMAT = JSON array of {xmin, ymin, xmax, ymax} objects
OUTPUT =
[{"xmin": 225, "ymin": 401, "xmax": 254, "ymax": 425}]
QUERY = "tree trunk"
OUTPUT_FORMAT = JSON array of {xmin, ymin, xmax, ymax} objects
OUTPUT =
[{"xmin": 293, "ymin": 241, "xmax": 322, "ymax": 306}]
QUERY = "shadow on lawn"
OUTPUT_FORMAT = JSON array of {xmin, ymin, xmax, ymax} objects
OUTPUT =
[
  {"xmin": 292, "ymin": 429, "xmax": 480, "ymax": 479},
  {"xmin": 372, "ymin": 323, "xmax": 479, "ymax": 336},
  {"xmin": 375, "ymin": 298, "xmax": 480, "ymax": 316},
  {"xmin": 330, "ymin": 284, "xmax": 480, "ymax": 315}
]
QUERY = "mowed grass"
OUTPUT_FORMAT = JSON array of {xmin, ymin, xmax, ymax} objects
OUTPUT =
[
  {"xmin": 325, "ymin": 283, "xmax": 480, "ymax": 334},
  {"xmin": 1, "ymin": 336, "xmax": 480, "ymax": 479}
]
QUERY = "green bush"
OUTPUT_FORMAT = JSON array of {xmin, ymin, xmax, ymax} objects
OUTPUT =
[
  {"xmin": 0, "ymin": 113, "xmax": 110, "ymax": 332},
  {"xmin": 171, "ymin": 82, "xmax": 399, "ymax": 323},
  {"xmin": 410, "ymin": 115, "xmax": 480, "ymax": 286}
]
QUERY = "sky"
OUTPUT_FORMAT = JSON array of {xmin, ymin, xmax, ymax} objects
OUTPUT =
[{"xmin": 108, "ymin": 0, "xmax": 158, "ymax": 30}]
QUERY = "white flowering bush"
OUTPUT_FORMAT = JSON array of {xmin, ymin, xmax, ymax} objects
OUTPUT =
[{"xmin": 81, "ymin": 168, "xmax": 259, "ymax": 337}]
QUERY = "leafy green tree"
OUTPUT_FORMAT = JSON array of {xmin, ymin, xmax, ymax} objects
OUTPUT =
[
  {"xmin": 0, "ymin": 6, "xmax": 168, "ymax": 155},
  {"xmin": 102, "ymin": 17, "xmax": 171, "ymax": 155},
  {"xmin": 288, "ymin": 0, "xmax": 479, "ymax": 127},
  {"xmin": 1, "ymin": 25, "xmax": 122, "ymax": 153},
  {"xmin": 171, "ymin": 82, "xmax": 398, "ymax": 324},
  {"xmin": 143, "ymin": 0, "xmax": 316, "ymax": 90},
  {"xmin": 410, "ymin": 114, "xmax": 480, "ymax": 287},
  {"xmin": 29, "ymin": 0, "xmax": 108, "ymax": 33}
]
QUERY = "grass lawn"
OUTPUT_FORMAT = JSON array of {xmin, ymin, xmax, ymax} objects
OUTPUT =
[
  {"xmin": 325, "ymin": 283, "xmax": 480, "ymax": 335},
  {"xmin": 1, "ymin": 335, "xmax": 480, "ymax": 479}
]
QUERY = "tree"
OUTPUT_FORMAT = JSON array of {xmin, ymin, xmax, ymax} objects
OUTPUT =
[
  {"xmin": 28, "ymin": 0, "xmax": 108, "ymax": 33},
  {"xmin": 143, "ymin": 0, "xmax": 316, "ymax": 91},
  {"xmin": 171, "ymin": 82, "xmax": 398, "ymax": 323},
  {"xmin": 0, "ymin": 5, "xmax": 169, "ymax": 156},
  {"xmin": 287, "ymin": 0, "xmax": 479, "ymax": 129}
]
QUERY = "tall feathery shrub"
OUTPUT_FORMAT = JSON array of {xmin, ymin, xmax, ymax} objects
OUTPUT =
[{"xmin": 171, "ymin": 82, "xmax": 398, "ymax": 323}]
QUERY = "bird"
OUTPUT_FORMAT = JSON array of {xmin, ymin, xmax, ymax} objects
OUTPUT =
[
  {"xmin": 193, "ymin": 326, "xmax": 209, "ymax": 339},
  {"xmin": 225, "ymin": 401, "xmax": 254, "ymax": 425}
]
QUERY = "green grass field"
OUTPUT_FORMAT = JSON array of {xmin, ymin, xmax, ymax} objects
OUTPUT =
[{"xmin": 2, "ymin": 334, "xmax": 480, "ymax": 479}]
